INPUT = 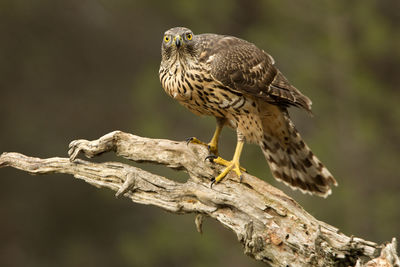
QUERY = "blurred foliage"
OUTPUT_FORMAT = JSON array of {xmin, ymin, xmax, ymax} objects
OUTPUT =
[{"xmin": 0, "ymin": 0, "xmax": 399, "ymax": 266}]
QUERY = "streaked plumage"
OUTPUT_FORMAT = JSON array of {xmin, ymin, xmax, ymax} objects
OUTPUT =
[{"xmin": 159, "ymin": 27, "xmax": 337, "ymax": 197}]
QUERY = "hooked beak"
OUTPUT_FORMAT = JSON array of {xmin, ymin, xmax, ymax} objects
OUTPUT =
[{"xmin": 174, "ymin": 35, "xmax": 182, "ymax": 48}]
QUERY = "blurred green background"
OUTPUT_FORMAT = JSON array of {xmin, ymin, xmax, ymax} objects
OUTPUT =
[{"xmin": 1, "ymin": 0, "xmax": 399, "ymax": 266}]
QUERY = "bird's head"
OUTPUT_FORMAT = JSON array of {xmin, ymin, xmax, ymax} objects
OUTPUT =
[{"xmin": 161, "ymin": 27, "xmax": 197, "ymax": 64}]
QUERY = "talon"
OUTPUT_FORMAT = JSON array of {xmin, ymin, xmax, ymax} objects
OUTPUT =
[
  {"xmin": 210, "ymin": 178, "xmax": 216, "ymax": 188},
  {"xmin": 205, "ymin": 154, "xmax": 218, "ymax": 162},
  {"xmin": 186, "ymin": 137, "xmax": 194, "ymax": 145}
]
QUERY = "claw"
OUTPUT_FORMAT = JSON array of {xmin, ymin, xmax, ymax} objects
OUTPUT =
[
  {"xmin": 185, "ymin": 137, "xmax": 195, "ymax": 146},
  {"xmin": 210, "ymin": 178, "xmax": 216, "ymax": 188},
  {"xmin": 205, "ymin": 154, "xmax": 218, "ymax": 162}
]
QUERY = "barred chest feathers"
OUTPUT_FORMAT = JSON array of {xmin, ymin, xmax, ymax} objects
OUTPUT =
[
  {"xmin": 159, "ymin": 60, "xmax": 225, "ymax": 117},
  {"xmin": 159, "ymin": 55, "xmax": 260, "ymax": 141},
  {"xmin": 159, "ymin": 61, "xmax": 193, "ymax": 102}
]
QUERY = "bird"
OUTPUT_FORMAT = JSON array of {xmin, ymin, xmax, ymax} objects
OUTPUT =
[{"xmin": 159, "ymin": 27, "xmax": 337, "ymax": 197}]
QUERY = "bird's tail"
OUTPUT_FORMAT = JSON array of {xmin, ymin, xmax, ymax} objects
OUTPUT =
[{"xmin": 258, "ymin": 105, "xmax": 337, "ymax": 197}]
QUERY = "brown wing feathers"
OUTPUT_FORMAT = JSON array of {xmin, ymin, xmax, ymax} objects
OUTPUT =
[
  {"xmin": 200, "ymin": 35, "xmax": 312, "ymax": 111},
  {"xmin": 268, "ymin": 71, "xmax": 312, "ymax": 111}
]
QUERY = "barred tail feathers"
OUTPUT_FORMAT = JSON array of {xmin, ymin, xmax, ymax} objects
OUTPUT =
[{"xmin": 259, "ymin": 106, "xmax": 337, "ymax": 197}]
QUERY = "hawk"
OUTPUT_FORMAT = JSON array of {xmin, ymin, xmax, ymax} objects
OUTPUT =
[{"xmin": 159, "ymin": 27, "xmax": 337, "ymax": 197}]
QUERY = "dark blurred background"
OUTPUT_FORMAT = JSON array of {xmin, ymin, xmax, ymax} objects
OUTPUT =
[{"xmin": 0, "ymin": 0, "xmax": 399, "ymax": 266}]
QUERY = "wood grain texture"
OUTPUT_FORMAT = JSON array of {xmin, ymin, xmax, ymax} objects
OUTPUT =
[{"xmin": 1, "ymin": 130, "xmax": 398, "ymax": 267}]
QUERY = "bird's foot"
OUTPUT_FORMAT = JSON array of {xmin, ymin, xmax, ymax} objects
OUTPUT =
[
  {"xmin": 186, "ymin": 137, "xmax": 207, "ymax": 146},
  {"xmin": 207, "ymin": 143, "xmax": 218, "ymax": 156},
  {"xmin": 186, "ymin": 137, "xmax": 219, "ymax": 156},
  {"xmin": 206, "ymin": 156, "xmax": 246, "ymax": 187}
]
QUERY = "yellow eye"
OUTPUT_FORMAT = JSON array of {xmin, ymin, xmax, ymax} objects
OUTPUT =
[
  {"xmin": 186, "ymin": 33, "xmax": 192, "ymax": 40},
  {"xmin": 164, "ymin": 35, "xmax": 170, "ymax": 43}
]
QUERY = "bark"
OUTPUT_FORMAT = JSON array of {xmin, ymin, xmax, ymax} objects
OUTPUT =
[{"xmin": 0, "ymin": 130, "xmax": 398, "ymax": 267}]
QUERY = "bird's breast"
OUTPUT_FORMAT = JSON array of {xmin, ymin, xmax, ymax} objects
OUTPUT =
[
  {"xmin": 159, "ymin": 63, "xmax": 252, "ymax": 119},
  {"xmin": 160, "ymin": 64, "xmax": 192, "ymax": 101}
]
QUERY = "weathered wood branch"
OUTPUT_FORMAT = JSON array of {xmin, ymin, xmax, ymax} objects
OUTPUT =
[{"xmin": 0, "ymin": 130, "xmax": 398, "ymax": 267}]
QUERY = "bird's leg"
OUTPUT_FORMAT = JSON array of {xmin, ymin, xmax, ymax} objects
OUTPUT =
[
  {"xmin": 187, "ymin": 117, "xmax": 225, "ymax": 156},
  {"xmin": 206, "ymin": 118, "xmax": 224, "ymax": 155},
  {"xmin": 210, "ymin": 132, "xmax": 246, "ymax": 187}
]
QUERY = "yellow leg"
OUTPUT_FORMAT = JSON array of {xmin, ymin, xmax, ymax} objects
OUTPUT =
[
  {"xmin": 207, "ymin": 121, "xmax": 223, "ymax": 155},
  {"xmin": 186, "ymin": 137, "xmax": 208, "ymax": 147},
  {"xmin": 187, "ymin": 118, "xmax": 225, "ymax": 156},
  {"xmin": 211, "ymin": 140, "xmax": 245, "ymax": 186}
]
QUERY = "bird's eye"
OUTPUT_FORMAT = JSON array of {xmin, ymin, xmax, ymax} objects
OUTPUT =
[
  {"xmin": 186, "ymin": 33, "xmax": 193, "ymax": 41},
  {"xmin": 164, "ymin": 35, "xmax": 170, "ymax": 43}
]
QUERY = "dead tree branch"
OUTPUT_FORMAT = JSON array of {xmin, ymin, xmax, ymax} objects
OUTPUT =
[{"xmin": 0, "ymin": 130, "xmax": 398, "ymax": 266}]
